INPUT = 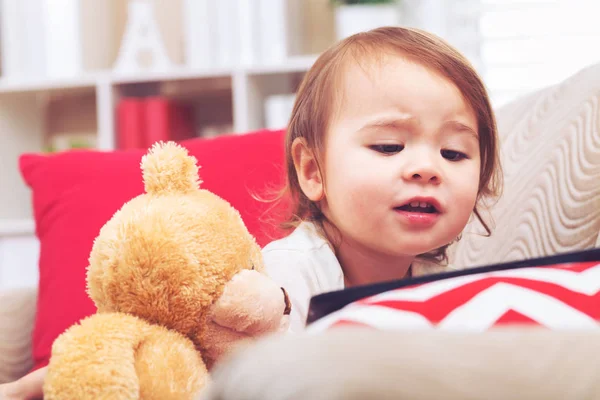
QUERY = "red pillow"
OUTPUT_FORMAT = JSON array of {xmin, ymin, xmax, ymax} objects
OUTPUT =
[
  {"xmin": 19, "ymin": 129, "xmax": 289, "ymax": 371},
  {"xmin": 307, "ymin": 259, "xmax": 600, "ymax": 332}
]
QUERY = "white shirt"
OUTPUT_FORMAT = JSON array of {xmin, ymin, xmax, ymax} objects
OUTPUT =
[
  {"xmin": 262, "ymin": 222, "xmax": 456, "ymax": 332},
  {"xmin": 262, "ymin": 222, "xmax": 344, "ymax": 332}
]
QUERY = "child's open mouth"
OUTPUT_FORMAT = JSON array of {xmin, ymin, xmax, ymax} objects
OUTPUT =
[
  {"xmin": 393, "ymin": 198, "xmax": 442, "ymax": 227},
  {"xmin": 394, "ymin": 202, "xmax": 438, "ymax": 214}
]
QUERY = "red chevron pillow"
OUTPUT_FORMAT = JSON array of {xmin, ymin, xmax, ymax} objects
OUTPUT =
[{"xmin": 306, "ymin": 254, "xmax": 600, "ymax": 332}]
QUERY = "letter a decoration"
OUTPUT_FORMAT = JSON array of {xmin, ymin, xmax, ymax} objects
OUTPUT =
[{"xmin": 114, "ymin": 0, "xmax": 173, "ymax": 73}]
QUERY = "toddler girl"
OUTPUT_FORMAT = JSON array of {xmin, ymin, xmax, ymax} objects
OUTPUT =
[
  {"xmin": 0, "ymin": 26, "xmax": 501, "ymax": 399},
  {"xmin": 264, "ymin": 26, "xmax": 501, "ymax": 332}
]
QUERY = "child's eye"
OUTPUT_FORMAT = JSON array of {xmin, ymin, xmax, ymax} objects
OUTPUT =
[
  {"xmin": 370, "ymin": 144, "xmax": 404, "ymax": 155},
  {"xmin": 441, "ymin": 149, "xmax": 468, "ymax": 161}
]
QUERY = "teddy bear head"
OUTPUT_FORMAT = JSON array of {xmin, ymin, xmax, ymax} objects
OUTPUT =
[{"xmin": 85, "ymin": 142, "xmax": 289, "ymax": 343}]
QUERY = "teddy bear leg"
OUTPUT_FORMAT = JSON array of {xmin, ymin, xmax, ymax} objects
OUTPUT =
[
  {"xmin": 135, "ymin": 327, "xmax": 208, "ymax": 400},
  {"xmin": 43, "ymin": 313, "xmax": 147, "ymax": 400}
]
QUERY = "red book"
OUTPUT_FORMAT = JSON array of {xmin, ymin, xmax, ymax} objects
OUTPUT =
[
  {"xmin": 144, "ymin": 97, "xmax": 171, "ymax": 148},
  {"xmin": 116, "ymin": 98, "xmax": 146, "ymax": 150},
  {"xmin": 143, "ymin": 97, "xmax": 195, "ymax": 148},
  {"xmin": 170, "ymin": 102, "xmax": 195, "ymax": 142}
]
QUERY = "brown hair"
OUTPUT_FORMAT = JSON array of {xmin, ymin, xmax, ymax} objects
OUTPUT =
[{"xmin": 279, "ymin": 26, "xmax": 502, "ymax": 263}]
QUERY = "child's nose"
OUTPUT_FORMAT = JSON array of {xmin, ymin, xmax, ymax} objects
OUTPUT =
[
  {"xmin": 403, "ymin": 159, "xmax": 441, "ymax": 185},
  {"xmin": 410, "ymin": 171, "xmax": 440, "ymax": 184}
]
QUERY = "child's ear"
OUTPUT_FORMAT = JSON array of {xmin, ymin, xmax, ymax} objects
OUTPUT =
[{"xmin": 291, "ymin": 138, "xmax": 324, "ymax": 201}]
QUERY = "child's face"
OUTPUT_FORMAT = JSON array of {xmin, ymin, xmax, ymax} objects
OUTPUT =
[{"xmin": 321, "ymin": 55, "xmax": 481, "ymax": 257}]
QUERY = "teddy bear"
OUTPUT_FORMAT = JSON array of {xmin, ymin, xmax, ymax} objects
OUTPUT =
[{"xmin": 42, "ymin": 141, "xmax": 291, "ymax": 400}]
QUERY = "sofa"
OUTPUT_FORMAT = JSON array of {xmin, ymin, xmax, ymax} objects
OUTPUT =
[{"xmin": 1, "ymin": 61, "xmax": 599, "ymax": 396}]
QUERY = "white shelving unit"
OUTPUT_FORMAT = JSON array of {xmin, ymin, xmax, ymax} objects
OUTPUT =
[
  {"xmin": 0, "ymin": 54, "xmax": 318, "ymax": 238},
  {"xmin": 0, "ymin": 0, "xmax": 333, "ymax": 290}
]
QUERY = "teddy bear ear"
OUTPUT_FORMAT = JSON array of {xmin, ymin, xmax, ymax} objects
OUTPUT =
[{"xmin": 140, "ymin": 141, "xmax": 203, "ymax": 195}]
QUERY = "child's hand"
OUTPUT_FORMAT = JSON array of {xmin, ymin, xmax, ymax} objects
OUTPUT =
[
  {"xmin": 0, "ymin": 382, "xmax": 42, "ymax": 400},
  {"xmin": 0, "ymin": 382, "xmax": 25, "ymax": 400},
  {"xmin": 0, "ymin": 367, "xmax": 46, "ymax": 400}
]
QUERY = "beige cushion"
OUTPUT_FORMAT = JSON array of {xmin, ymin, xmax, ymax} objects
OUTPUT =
[
  {"xmin": 0, "ymin": 287, "xmax": 37, "ymax": 384},
  {"xmin": 201, "ymin": 329, "xmax": 600, "ymax": 400},
  {"xmin": 451, "ymin": 62, "xmax": 600, "ymax": 269}
]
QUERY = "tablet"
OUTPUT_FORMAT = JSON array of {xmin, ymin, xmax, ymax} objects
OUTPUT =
[{"xmin": 306, "ymin": 247, "xmax": 600, "ymax": 328}]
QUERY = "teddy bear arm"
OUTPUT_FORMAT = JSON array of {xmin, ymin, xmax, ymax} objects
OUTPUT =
[{"xmin": 135, "ymin": 325, "xmax": 208, "ymax": 400}]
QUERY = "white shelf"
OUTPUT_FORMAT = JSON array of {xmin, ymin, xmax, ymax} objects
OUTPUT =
[
  {"xmin": 0, "ymin": 55, "xmax": 317, "ymax": 223},
  {"xmin": 109, "ymin": 66, "xmax": 235, "ymax": 85},
  {"xmin": 0, "ymin": 219, "xmax": 35, "ymax": 237},
  {"xmin": 0, "ymin": 74, "xmax": 97, "ymax": 94},
  {"xmin": 243, "ymin": 55, "xmax": 318, "ymax": 75},
  {"xmin": 0, "ymin": 56, "xmax": 318, "ymax": 94}
]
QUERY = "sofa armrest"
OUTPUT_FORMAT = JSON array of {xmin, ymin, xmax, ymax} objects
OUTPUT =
[
  {"xmin": 0, "ymin": 287, "xmax": 37, "ymax": 384},
  {"xmin": 203, "ymin": 328, "xmax": 600, "ymax": 400}
]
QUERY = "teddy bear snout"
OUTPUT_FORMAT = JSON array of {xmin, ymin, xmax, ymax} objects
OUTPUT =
[{"xmin": 210, "ymin": 270, "xmax": 291, "ymax": 336}]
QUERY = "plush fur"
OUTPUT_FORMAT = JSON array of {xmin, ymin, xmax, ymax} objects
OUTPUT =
[{"xmin": 43, "ymin": 142, "xmax": 290, "ymax": 400}]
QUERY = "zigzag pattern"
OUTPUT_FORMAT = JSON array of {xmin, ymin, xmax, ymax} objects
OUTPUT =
[{"xmin": 307, "ymin": 262, "xmax": 600, "ymax": 333}]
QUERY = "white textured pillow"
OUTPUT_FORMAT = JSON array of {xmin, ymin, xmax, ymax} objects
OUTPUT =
[
  {"xmin": 451, "ymin": 63, "xmax": 600, "ymax": 269},
  {"xmin": 0, "ymin": 288, "xmax": 37, "ymax": 383}
]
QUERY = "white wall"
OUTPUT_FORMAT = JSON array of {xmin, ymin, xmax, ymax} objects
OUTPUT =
[{"xmin": 0, "ymin": 235, "xmax": 39, "ymax": 290}]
